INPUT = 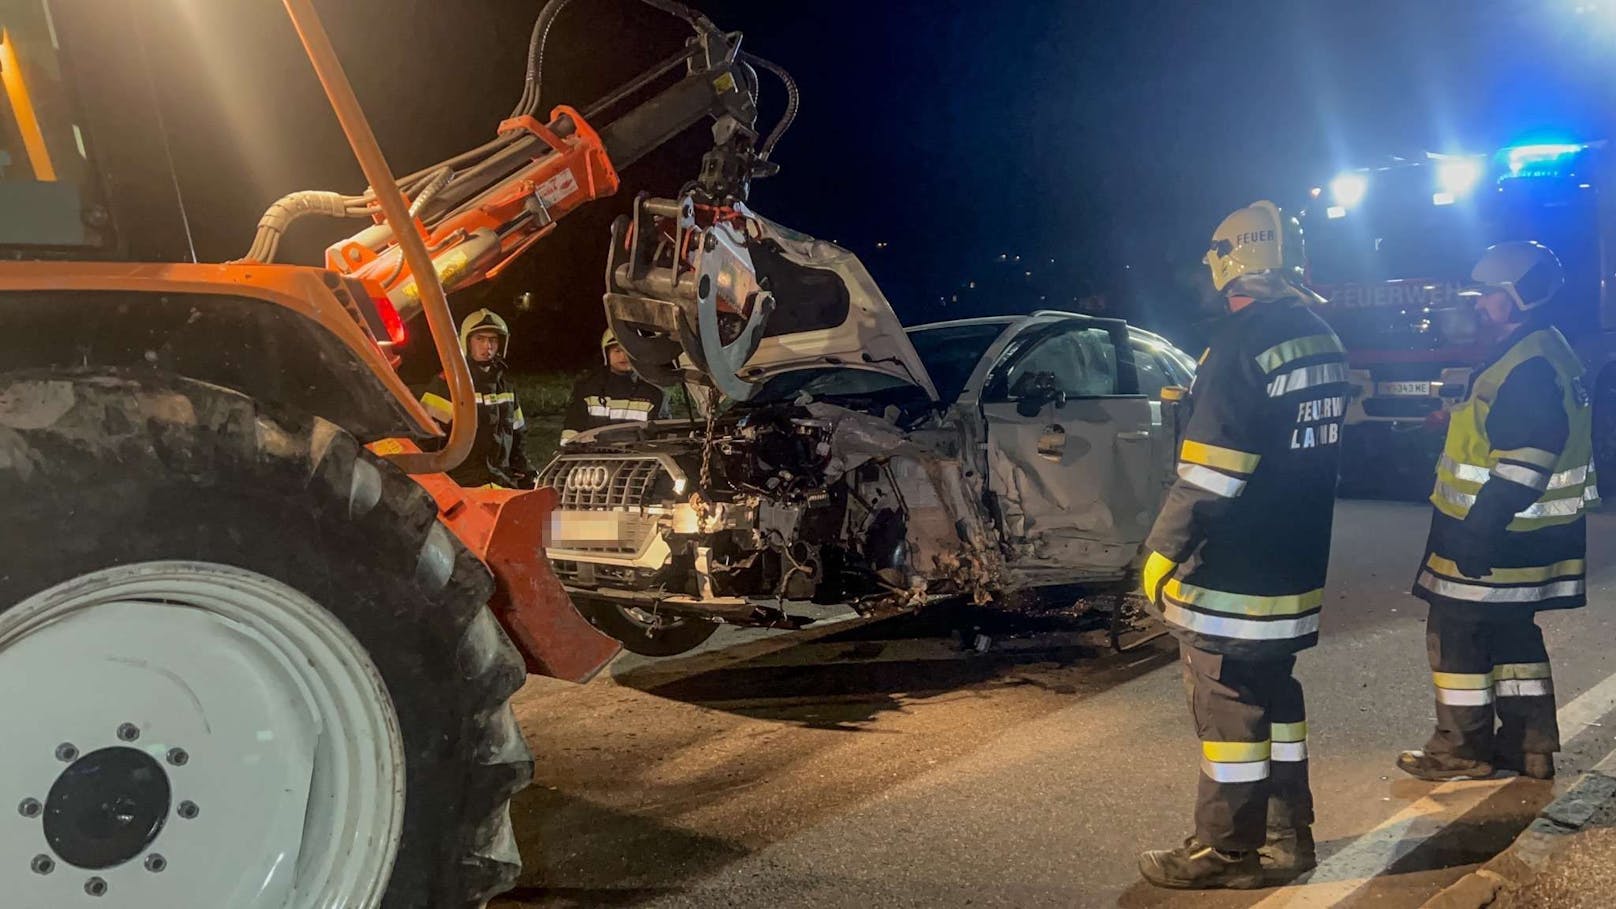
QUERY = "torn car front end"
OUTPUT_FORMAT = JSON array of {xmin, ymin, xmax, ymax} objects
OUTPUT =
[{"xmin": 539, "ymin": 397, "xmax": 1001, "ymax": 633}]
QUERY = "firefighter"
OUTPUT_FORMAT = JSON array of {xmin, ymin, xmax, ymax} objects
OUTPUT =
[
  {"xmin": 1397, "ymin": 241, "xmax": 1593, "ymax": 784},
  {"xmin": 419, "ymin": 309, "xmax": 534, "ymax": 488},
  {"xmin": 1136, "ymin": 201, "xmax": 1348, "ymax": 890},
  {"xmin": 560, "ymin": 328, "xmax": 665, "ymax": 444}
]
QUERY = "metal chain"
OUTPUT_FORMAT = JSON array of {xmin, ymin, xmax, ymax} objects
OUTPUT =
[{"xmin": 694, "ymin": 386, "xmax": 722, "ymax": 515}]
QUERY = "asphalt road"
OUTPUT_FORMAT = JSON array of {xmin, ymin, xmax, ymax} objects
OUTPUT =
[{"xmin": 493, "ymin": 499, "xmax": 1616, "ymax": 908}]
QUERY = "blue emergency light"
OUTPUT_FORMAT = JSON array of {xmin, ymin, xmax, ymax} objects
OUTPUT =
[{"xmin": 1504, "ymin": 143, "xmax": 1586, "ymax": 178}]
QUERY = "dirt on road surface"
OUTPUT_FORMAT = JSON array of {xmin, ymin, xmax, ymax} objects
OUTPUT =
[
  {"xmin": 490, "ymin": 501, "xmax": 1616, "ymax": 909},
  {"xmin": 493, "ymin": 603, "xmax": 1170, "ymax": 907}
]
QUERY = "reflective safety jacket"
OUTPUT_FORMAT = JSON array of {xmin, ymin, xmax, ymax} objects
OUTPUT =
[
  {"xmin": 1144, "ymin": 295, "xmax": 1348, "ymax": 659},
  {"xmin": 420, "ymin": 360, "xmax": 533, "ymax": 488},
  {"xmin": 561, "ymin": 366, "xmax": 665, "ymax": 444},
  {"xmin": 1413, "ymin": 323, "xmax": 1594, "ymax": 615}
]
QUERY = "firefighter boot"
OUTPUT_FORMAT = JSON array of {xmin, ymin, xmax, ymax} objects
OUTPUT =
[
  {"xmin": 1496, "ymin": 752, "xmax": 1555, "ymax": 780},
  {"xmin": 1396, "ymin": 749, "xmax": 1495, "ymax": 782},
  {"xmin": 1138, "ymin": 838, "xmax": 1264, "ymax": 890},
  {"xmin": 1259, "ymin": 826, "xmax": 1317, "ymax": 882}
]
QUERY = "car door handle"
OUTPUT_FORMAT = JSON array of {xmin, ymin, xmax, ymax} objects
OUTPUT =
[{"xmin": 1118, "ymin": 430, "xmax": 1151, "ymax": 441}]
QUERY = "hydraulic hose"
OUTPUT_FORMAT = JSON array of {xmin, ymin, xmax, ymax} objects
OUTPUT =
[
  {"xmin": 737, "ymin": 51, "xmax": 798, "ymax": 160},
  {"xmin": 515, "ymin": 0, "xmax": 716, "ymax": 119}
]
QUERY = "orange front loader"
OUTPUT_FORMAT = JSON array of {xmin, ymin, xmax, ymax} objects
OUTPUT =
[{"xmin": 0, "ymin": 0, "xmax": 789, "ymax": 904}]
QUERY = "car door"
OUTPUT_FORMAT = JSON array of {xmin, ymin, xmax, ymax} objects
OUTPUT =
[{"xmin": 980, "ymin": 318, "xmax": 1162, "ymax": 581}]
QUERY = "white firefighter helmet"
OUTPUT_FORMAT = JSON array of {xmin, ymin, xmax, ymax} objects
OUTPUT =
[
  {"xmin": 601, "ymin": 328, "xmax": 619, "ymax": 365},
  {"xmin": 1470, "ymin": 240, "xmax": 1564, "ymax": 312},
  {"xmin": 1204, "ymin": 200, "xmax": 1314, "ymax": 299},
  {"xmin": 458, "ymin": 309, "xmax": 510, "ymax": 354}
]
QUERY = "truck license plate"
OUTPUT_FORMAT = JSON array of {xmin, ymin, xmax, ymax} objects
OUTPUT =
[{"xmin": 1377, "ymin": 381, "xmax": 1432, "ymax": 397}]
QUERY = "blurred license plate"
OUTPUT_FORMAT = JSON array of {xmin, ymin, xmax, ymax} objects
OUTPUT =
[
  {"xmin": 552, "ymin": 513, "xmax": 623, "ymax": 544},
  {"xmin": 1378, "ymin": 381, "xmax": 1432, "ymax": 396}
]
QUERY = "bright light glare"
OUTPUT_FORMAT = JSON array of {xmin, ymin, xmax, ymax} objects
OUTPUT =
[
  {"xmin": 1432, "ymin": 192, "xmax": 1456, "ymax": 206},
  {"xmin": 1330, "ymin": 172, "xmax": 1369, "ymax": 208},
  {"xmin": 1326, "ymin": 206, "xmax": 1347, "ymax": 219},
  {"xmin": 1436, "ymin": 157, "xmax": 1484, "ymax": 196},
  {"xmin": 1507, "ymin": 143, "xmax": 1584, "ymax": 175}
]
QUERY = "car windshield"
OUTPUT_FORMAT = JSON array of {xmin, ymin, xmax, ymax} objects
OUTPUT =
[{"xmin": 906, "ymin": 322, "xmax": 1008, "ymax": 404}]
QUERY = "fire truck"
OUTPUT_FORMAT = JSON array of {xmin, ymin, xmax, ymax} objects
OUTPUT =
[{"xmin": 1301, "ymin": 141, "xmax": 1616, "ymax": 496}]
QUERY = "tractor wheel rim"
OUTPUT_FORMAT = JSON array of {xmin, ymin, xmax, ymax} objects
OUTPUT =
[{"xmin": 0, "ymin": 561, "xmax": 406, "ymax": 909}]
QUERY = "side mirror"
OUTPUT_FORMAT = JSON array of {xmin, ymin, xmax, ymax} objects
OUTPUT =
[{"xmin": 1012, "ymin": 371, "xmax": 1067, "ymax": 417}]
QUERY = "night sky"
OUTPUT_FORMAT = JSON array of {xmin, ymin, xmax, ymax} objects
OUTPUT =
[{"xmin": 144, "ymin": 0, "xmax": 1616, "ymax": 369}]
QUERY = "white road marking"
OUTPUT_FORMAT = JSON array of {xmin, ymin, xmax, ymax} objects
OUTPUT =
[{"xmin": 1253, "ymin": 667, "xmax": 1616, "ymax": 908}]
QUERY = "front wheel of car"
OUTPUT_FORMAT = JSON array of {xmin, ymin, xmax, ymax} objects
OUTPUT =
[{"xmin": 574, "ymin": 598, "xmax": 720, "ymax": 657}]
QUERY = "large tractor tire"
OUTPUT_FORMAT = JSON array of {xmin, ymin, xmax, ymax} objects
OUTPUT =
[{"xmin": 0, "ymin": 370, "xmax": 532, "ymax": 908}]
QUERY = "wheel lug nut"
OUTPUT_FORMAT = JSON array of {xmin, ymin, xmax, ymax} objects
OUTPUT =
[
  {"xmin": 84, "ymin": 876, "xmax": 107, "ymax": 897},
  {"xmin": 30, "ymin": 854, "xmax": 53, "ymax": 875},
  {"xmin": 166, "ymin": 747, "xmax": 188, "ymax": 767},
  {"xmin": 17, "ymin": 798, "xmax": 40, "ymax": 818},
  {"xmin": 116, "ymin": 723, "xmax": 140, "ymax": 742},
  {"xmin": 176, "ymin": 800, "xmax": 199, "ymax": 820},
  {"xmin": 144, "ymin": 854, "xmax": 166, "ymax": 873},
  {"xmin": 54, "ymin": 743, "xmax": 77, "ymax": 762}
]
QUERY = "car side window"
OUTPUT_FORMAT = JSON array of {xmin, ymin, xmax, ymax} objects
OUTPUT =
[
  {"xmin": 1132, "ymin": 340, "xmax": 1173, "ymax": 399},
  {"xmin": 1003, "ymin": 326, "xmax": 1119, "ymax": 398}
]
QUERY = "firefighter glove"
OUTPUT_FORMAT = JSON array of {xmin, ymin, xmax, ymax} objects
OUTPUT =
[{"xmin": 1142, "ymin": 551, "xmax": 1178, "ymax": 606}]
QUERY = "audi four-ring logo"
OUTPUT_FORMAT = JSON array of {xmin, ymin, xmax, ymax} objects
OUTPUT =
[{"xmin": 566, "ymin": 465, "xmax": 611, "ymax": 491}]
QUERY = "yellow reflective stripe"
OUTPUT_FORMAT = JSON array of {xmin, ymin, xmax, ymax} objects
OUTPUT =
[
  {"xmin": 420, "ymin": 392, "xmax": 453, "ymax": 422},
  {"xmin": 1495, "ymin": 447, "xmax": 1558, "ymax": 470},
  {"xmin": 1164, "ymin": 580, "xmax": 1323, "ymax": 617},
  {"xmin": 1203, "ymin": 740, "xmax": 1271, "ymax": 763},
  {"xmin": 1493, "ymin": 662, "xmax": 1552, "ymax": 681},
  {"xmin": 475, "ymin": 392, "xmax": 517, "ymax": 406},
  {"xmin": 1180, "ymin": 439, "xmax": 1261, "ymax": 474},
  {"xmin": 1424, "ymin": 555, "xmax": 1586, "ymax": 585},
  {"xmin": 1271, "ymin": 721, "xmax": 1307, "ymax": 743},
  {"xmin": 1432, "ymin": 671, "xmax": 1493, "ymax": 690},
  {"xmin": 1254, "ymin": 334, "xmax": 1343, "ymax": 374},
  {"xmin": 606, "ymin": 398, "xmax": 655, "ymax": 411}
]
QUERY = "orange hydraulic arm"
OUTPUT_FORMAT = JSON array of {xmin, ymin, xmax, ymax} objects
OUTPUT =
[
  {"xmin": 245, "ymin": 1, "xmax": 787, "ymax": 334},
  {"xmin": 325, "ymin": 108, "xmax": 622, "ymax": 315}
]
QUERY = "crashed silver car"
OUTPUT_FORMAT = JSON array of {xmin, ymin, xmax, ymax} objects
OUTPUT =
[{"xmin": 537, "ymin": 196, "xmax": 1196, "ymax": 654}]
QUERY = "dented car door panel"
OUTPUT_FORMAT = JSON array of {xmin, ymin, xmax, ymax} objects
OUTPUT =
[{"xmin": 980, "ymin": 318, "xmax": 1163, "ymax": 583}]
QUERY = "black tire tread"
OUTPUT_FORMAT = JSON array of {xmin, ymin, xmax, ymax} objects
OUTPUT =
[{"xmin": 0, "ymin": 369, "xmax": 532, "ymax": 908}]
